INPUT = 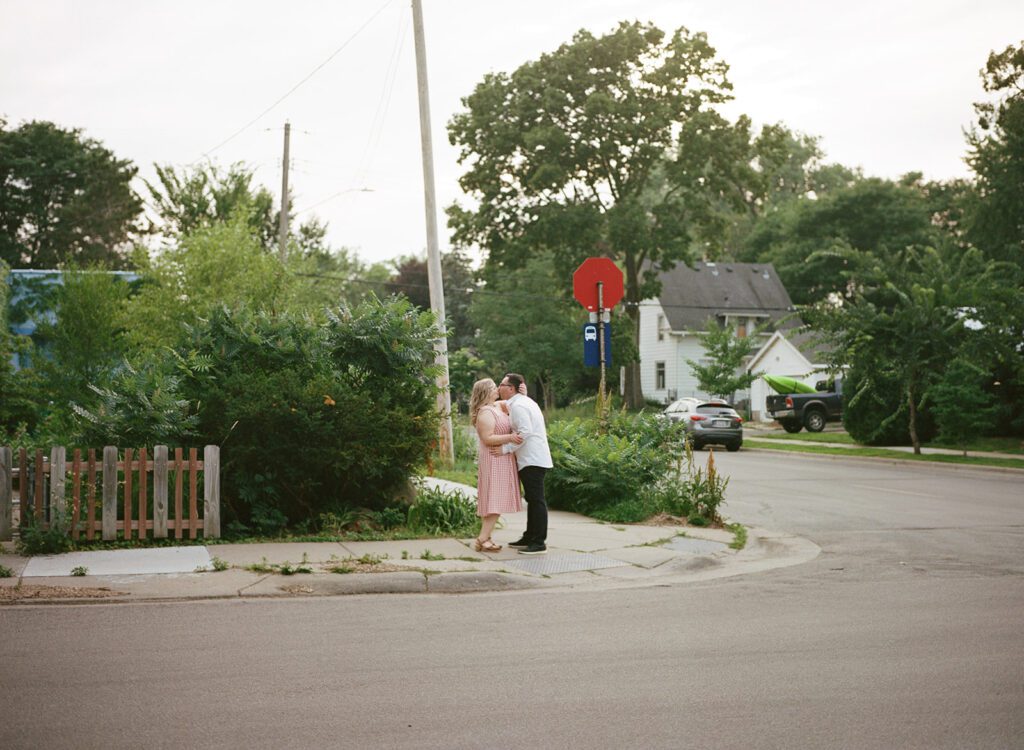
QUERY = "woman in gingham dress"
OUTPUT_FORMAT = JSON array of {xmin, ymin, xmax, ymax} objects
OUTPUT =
[{"xmin": 468, "ymin": 378, "xmax": 523, "ymax": 552}]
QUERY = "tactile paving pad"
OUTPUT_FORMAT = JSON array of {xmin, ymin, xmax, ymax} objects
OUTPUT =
[{"xmin": 505, "ymin": 551, "xmax": 629, "ymax": 575}]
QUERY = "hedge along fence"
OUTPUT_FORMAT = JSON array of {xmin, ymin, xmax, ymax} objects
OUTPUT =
[{"xmin": 0, "ymin": 446, "xmax": 220, "ymax": 542}]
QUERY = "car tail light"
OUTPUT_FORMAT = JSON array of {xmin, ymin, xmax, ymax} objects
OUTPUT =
[
  {"xmin": 785, "ymin": 396, "xmax": 793, "ymax": 408},
  {"xmin": 735, "ymin": 417, "xmax": 743, "ymax": 424},
  {"xmin": 689, "ymin": 415, "xmax": 706, "ymax": 422}
]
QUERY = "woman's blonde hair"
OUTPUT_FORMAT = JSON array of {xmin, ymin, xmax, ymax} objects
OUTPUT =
[{"xmin": 469, "ymin": 378, "xmax": 496, "ymax": 426}]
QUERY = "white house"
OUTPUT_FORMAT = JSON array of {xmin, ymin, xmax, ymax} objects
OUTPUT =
[
  {"xmin": 744, "ymin": 328, "xmax": 829, "ymax": 421},
  {"xmin": 638, "ymin": 261, "xmax": 823, "ymax": 420}
]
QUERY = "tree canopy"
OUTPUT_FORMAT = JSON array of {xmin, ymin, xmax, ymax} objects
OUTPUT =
[
  {"xmin": 0, "ymin": 119, "xmax": 142, "ymax": 268},
  {"xmin": 964, "ymin": 41, "xmax": 1024, "ymax": 265},
  {"xmin": 448, "ymin": 21, "xmax": 733, "ymax": 407}
]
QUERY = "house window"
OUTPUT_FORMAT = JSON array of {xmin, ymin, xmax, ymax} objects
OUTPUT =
[
  {"xmin": 657, "ymin": 315, "xmax": 666, "ymax": 341},
  {"xmin": 655, "ymin": 361, "xmax": 666, "ymax": 390}
]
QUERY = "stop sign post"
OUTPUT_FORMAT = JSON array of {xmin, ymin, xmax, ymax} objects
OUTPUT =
[{"xmin": 573, "ymin": 258, "xmax": 624, "ymax": 399}]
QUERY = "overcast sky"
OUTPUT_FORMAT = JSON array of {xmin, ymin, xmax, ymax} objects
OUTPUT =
[{"xmin": 2, "ymin": 0, "xmax": 1021, "ymax": 266}]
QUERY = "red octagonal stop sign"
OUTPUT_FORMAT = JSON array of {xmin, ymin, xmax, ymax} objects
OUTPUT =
[{"xmin": 573, "ymin": 257, "xmax": 624, "ymax": 312}]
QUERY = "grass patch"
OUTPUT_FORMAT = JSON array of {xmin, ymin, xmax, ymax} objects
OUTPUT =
[
  {"xmin": 726, "ymin": 523, "xmax": 747, "ymax": 550},
  {"xmin": 755, "ymin": 431, "xmax": 856, "ymax": 444},
  {"xmin": 745, "ymin": 439, "xmax": 1024, "ymax": 469},
  {"xmin": 756, "ymin": 431, "xmax": 1023, "ymax": 454}
]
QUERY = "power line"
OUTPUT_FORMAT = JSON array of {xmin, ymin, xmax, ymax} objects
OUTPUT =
[{"xmin": 195, "ymin": 0, "xmax": 396, "ymax": 163}]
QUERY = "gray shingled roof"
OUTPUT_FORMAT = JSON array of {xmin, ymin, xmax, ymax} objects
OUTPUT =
[{"xmin": 651, "ymin": 261, "xmax": 796, "ymax": 332}]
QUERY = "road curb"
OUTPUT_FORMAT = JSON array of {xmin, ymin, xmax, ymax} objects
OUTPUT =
[{"xmin": 743, "ymin": 444, "xmax": 1024, "ymax": 474}]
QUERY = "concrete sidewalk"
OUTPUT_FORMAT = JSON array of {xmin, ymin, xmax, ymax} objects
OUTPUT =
[{"xmin": 0, "ymin": 478, "xmax": 819, "ymax": 604}]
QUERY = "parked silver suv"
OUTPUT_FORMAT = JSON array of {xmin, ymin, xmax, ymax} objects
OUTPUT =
[{"xmin": 663, "ymin": 398, "xmax": 743, "ymax": 452}]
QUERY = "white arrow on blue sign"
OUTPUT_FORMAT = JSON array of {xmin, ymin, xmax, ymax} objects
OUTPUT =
[{"xmin": 583, "ymin": 322, "xmax": 611, "ymax": 367}]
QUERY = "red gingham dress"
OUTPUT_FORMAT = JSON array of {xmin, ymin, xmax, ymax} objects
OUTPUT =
[{"xmin": 476, "ymin": 405, "xmax": 523, "ymax": 516}]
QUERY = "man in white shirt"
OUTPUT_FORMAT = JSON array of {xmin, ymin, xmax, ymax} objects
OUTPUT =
[{"xmin": 494, "ymin": 373, "xmax": 553, "ymax": 555}]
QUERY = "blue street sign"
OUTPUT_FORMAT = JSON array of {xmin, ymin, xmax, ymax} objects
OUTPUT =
[{"xmin": 583, "ymin": 322, "xmax": 611, "ymax": 367}]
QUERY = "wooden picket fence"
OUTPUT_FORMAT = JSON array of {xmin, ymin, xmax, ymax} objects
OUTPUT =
[{"xmin": 0, "ymin": 446, "xmax": 220, "ymax": 542}]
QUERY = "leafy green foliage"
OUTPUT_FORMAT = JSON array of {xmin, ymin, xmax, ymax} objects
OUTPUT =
[
  {"xmin": 448, "ymin": 21, "xmax": 733, "ymax": 406},
  {"xmin": 406, "ymin": 485, "xmax": 478, "ymax": 536},
  {"xmin": 686, "ymin": 320, "xmax": 760, "ymax": 400},
  {"xmin": 71, "ymin": 360, "xmax": 197, "ymax": 447},
  {"xmin": 469, "ymin": 253, "xmax": 582, "ymax": 410},
  {"xmin": 143, "ymin": 162, "xmax": 278, "ymax": 251},
  {"xmin": 0, "ymin": 119, "xmax": 142, "ymax": 268},
  {"xmin": 929, "ymin": 358, "xmax": 1000, "ymax": 455},
  {"xmin": 741, "ymin": 178, "xmax": 941, "ymax": 305},
  {"xmin": 964, "ymin": 42, "xmax": 1024, "ymax": 265},
  {"xmin": 17, "ymin": 511, "xmax": 73, "ymax": 555},
  {"xmin": 808, "ymin": 245, "xmax": 1000, "ymax": 451},
  {"xmin": 546, "ymin": 411, "xmax": 725, "ymax": 523},
  {"xmin": 176, "ymin": 298, "xmax": 441, "ymax": 530}
]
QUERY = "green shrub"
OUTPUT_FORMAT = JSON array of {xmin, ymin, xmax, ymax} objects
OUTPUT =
[
  {"xmin": 546, "ymin": 412, "xmax": 687, "ymax": 518},
  {"xmin": 175, "ymin": 297, "xmax": 442, "ymax": 530},
  {"xmin": 407, "ymin": 485, "xmax": 478, "ymax": 536},
  {"xmin": 17, "ymin": 510, "xmax": 73, "ymax": 556},
  {"xmin": 843, "ymin": 364, "xmax": 936, "ymax": 446},
  {"xmin": 71, "ymin": 359, "xmax": 198, "ymax": 447},
  {"xmin": 547, "ymin": 412, "xmax": 727, "ymax": 524}
]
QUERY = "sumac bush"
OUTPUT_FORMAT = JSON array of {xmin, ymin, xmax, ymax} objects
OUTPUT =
[{"xmin": 177, "ymin": 297, "xmax": 441, "ymax": 532}]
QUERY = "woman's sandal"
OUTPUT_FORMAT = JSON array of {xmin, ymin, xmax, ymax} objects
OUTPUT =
[{"xmin": 474, "ymin": 538, "xmax": 502, "ymax": 553}]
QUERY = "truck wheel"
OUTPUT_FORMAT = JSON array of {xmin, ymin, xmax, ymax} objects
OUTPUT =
[
  {"xmin": 804, "ymin": 409, "xmax": 826, "ymax": 433},
  {"xmin": 781, "ymin": 420, "xmax": 802, "ymax": 433}
]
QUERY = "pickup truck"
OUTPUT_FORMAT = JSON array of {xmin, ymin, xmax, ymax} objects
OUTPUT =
[{"xmin": 766, "ymin": 378, "xmax": 844, "ymax": 433}]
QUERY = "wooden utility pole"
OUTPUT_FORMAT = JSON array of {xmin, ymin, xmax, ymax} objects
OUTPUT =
[
  {"xmin": 411, "ymin": 0, "xmax": 454, "ymax": 466},
  {"xmin": 278, "ymin": 120, "xmax": 291, "ymax": 261}
]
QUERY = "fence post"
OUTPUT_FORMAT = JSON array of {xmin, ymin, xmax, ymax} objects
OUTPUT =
[
  {"xmin": 50, "ymin": 447, "xmax": 67, "ymax": 528},
  {"xmin": 0, "ymin": 447, "xmax": 11, "ymax": 541},
  {"xmin": 203, "ymin": 445, "xmax": 220, "ymax": 538},
  {"xmin": 154, "ymin": 446, "xmax": 168, "ymax": 538},
  {"xmin": 102, "ymin": 446, "xmax": 118, "ymax": 540}
]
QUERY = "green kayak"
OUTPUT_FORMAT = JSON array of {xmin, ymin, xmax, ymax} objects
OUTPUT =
[{"xmin": 763, "ymin": 375, "xmax": 816, "ymax": 394}]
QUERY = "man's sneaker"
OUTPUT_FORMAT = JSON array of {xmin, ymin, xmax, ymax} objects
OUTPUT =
[
  {"xmin": 519, "ymin": 544, "xmax": 547, "ymax": 555},
  {"xmin": 508, "ymin": 538, "xmax": 531, "ymax": 548}
]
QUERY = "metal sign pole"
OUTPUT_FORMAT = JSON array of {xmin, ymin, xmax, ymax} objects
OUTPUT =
[{"xmin": 597, "ymin": 281, "xmax": 606, "ymax": 402}]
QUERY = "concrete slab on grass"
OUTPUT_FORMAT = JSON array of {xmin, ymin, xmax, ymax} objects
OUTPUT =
[
  {"xmin": 207, "ymin": 542, "xmax": 347, "ymax": 567},
  {"xmin": 22, "ymin": 546, "xmax": 211, "ymax": 577}
]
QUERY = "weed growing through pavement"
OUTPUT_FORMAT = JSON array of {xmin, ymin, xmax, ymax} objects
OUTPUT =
[
  {"xmin": 211, "ymin": 557, "xmax": 230, "ymax": 571},
  {"xmin": 726, "ymin": 523, "xmax": 747, "ymax": 550},
  {"xmin": 357, "ymin": 553, "xmax": 387, "ymax": 565},
  {"xmin": 246, "ymin": 557, "xmax": 275, "ymax": 574},
  {"xmin": 401, "ymin": 550, "xmax": 409, "ymax": 559},
  {"xmin": 419, "ymin": 550, "xmax": 445, "ymax": 561},
  {"xmin": 0, "ymin": 565, "xmax": 13, "ymax": 578},
  {"xmin": 328, "ymin": 564, "xmax": 354, "ymax": 574},
  {"xmin": 70, "ymin": 566, "xmax": 88, "ymax": 577}
]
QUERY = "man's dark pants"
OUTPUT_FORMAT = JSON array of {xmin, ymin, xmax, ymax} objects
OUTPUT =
[{"xmin": 518, "ymin": 465, "xmax": 548, "ymax": 544}]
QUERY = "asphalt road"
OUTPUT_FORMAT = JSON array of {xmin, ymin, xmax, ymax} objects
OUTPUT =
[{"xmin": 1, "ymin": 451, "xmax": 1022, "ymax": 749}]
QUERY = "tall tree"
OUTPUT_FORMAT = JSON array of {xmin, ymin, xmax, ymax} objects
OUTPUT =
[
  {"xmin": 740, "ymin": 177, "xmax": 942, "ymax": 305},
  {"xmin": 448, "ymin": 21, "xmax": 733, "ymax": 407},
  {"xmin": 964, "ymin": 42, "xmax": 1024, "ymax": 265},
  {"xmin": 685, "ymin": 320, "xmax": 760, "ymax": 401},
  {"xmin": 469, "ymin": 254, "xmax": 581, "ymax": 410},
  {"xmin": 144, "ymin": 162, "xmax": 278, "ymax": 250},
  {"xmin": 0, "ymin": 119, "xmax": 142, "ymax": 268},
  {"xmin": 385, "ymin": 250, "xmax": 478, "ymax": 349},
  {"xmin": 807, "ymin": 245, "xmax": 1002, "ymax": 453},
  {"xmin": 669, "ymin": 112, "xmax": 858, "ymax": 260}
]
